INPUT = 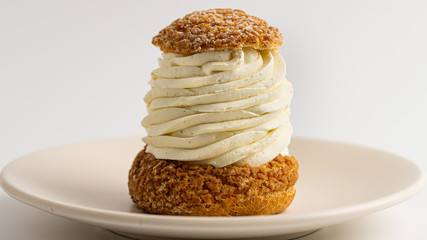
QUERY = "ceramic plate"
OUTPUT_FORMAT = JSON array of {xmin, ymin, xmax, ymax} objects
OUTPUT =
[{"xmin": 0, "ymin": 137, "xmax": 424, "ymax": 239}]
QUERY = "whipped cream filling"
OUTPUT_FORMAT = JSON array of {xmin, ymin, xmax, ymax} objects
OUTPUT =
[{"xmin": 142, "ymin": 48, "xmax": 293, "ymax": 167}]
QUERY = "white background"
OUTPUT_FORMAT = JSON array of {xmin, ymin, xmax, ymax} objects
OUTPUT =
[{"xmin": 0, "ymin": 0, "xmax": 426, "ymax": 239}]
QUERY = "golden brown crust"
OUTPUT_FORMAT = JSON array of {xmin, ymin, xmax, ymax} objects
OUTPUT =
[
  {"xmin": 152, "ymin": 9, "xmax": 283, "ymax": 54},
  {"xmin": 128, "ymin": 147, "xmax": 298, "ymax": 216}
]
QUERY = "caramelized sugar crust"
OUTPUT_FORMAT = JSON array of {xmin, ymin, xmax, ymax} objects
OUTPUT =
[
  {"xmin": 152, "ymin": 9, "xmax": 283, "ymax": 54},
  {"xmin": 128, "ymin": 147, "xmax": 298, "ymax": 216}
]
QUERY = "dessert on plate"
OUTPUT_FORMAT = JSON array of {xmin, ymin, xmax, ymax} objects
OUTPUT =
[{"xmin": 128, "ymin": 8, "xmax": 298, "ymax": 216}]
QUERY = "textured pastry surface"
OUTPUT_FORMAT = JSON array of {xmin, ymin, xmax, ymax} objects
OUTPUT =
[
  {"xmin": 152, "ymin": 8, "xmax": 283, "ymax": 54},
  {"xmin": 128, "ymin": 147, "xmax": 299, "ymax": 216}
]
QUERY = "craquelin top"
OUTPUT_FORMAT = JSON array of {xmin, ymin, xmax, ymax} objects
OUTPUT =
[{"xmin": 152, "ymin": 9, "xmax": 283, "ymax": 54}]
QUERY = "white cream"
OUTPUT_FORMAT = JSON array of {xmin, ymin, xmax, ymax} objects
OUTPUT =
[{"xmin": 142, "ymin": 48, "xmax": 293, "ymax": 167}]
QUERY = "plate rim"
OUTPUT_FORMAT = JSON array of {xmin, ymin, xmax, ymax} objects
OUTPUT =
[{"xmin": 1, "ymin": 136, "xmax": 425, "ymax": 238}]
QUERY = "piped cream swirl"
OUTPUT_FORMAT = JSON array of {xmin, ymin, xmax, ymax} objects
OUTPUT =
[{"xmin": 142, "ymin": 48, "xmax": 293, "ymax": 167}]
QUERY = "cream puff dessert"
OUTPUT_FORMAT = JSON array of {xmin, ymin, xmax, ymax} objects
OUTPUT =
[{"xmin": 128, "ymin": 8, "xmax": 298, "ymax": 216}]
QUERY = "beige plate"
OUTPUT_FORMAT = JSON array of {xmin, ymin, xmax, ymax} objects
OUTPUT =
[{"xmin": 0, "ymin": 137, "xmax": 425, "ymax": 239}]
